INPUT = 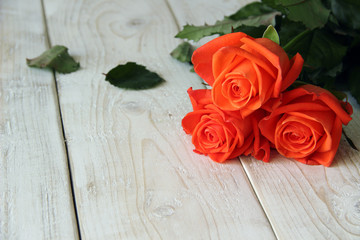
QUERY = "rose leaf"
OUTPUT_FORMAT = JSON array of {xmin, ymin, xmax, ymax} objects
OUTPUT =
[
  {"xmin": 175, "ymin": 2, "xmax": 279, "ymax": 42},
  {"xmin": 176, "ymin": 13, "xmax": 278, "ymax": 42},
  {"xmin": 170, "ymin": 42, "xmax": 194, "ymax": 63},
  {"xmin": 263, "ymin": 0, "xmax": 330, "ymax": 30},
  {"xmin": 284, "ymin": 29, "xmax": 347, "ymax": 70},
  {"xmin": 304, "ymin": 30, "xmax": 347, "ymax": 70},
  {"xmin": 262, "ymin": 25, "xmax": 280, "ymax": 45},
  {"xmin": 104, "ymin": 62, "xmax": 165, "ymax": 90},
  {"xmin": 233, "ymin": 25, "xmax": 268, "ymax": 38},
  {"xmin": 330, "ymin": 0, "xmax": 360, "ymax": 30},
  {"xmin": 175, "ymin": 22, "xmax": 236, "ymax": 42},
  {"xmin": 228, "ymin": 2, "xmax": 276, "ymax": 20},
  {"xmin": 26, "ymin": 45, "xmax": 80, "ymax": 73},
  {"xmin": 275, "ymin": 17, "xmax": 307, "ymax": 48}
]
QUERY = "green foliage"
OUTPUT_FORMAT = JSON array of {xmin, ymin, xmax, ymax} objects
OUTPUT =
[
  {"xmin": 26, "ymin": 45, "xmax": 80, "ymax": 73},
  {"xmin": 262, "ymin": 25, "xmax": 280, "ymax": 44},
  {"xmin": 285, "ymin": 29, "xmax": 347, "ymax": 69},
  {"xmin": 330, "ymin": 0, "xmax": 360, "ymax": 30},
  {"xmin": 105, "ymin": 62, "xmax": 165, "ymax": 90},
  {"xmin": 175, "ymin": 2, "xmax": 278, "ymax": 42},
  {"xmin": 173, "ymin": 0, "xmax": 360, "ymax": 103},
  {"xmin": 276, "ymin": 18, "xmax": 307, "ymax": 46},
  {"xmin": 228, "ymin": 2, "xmax": 276, "ymax": 20},
  {"xmin": 264, "ymin": 0, "xmax": 330, "ymax": 29},
  {"xmin": 233, "ymin": 25, "xmax": 268, "ymax": 38},
  {"xmin": 170, "ymin": 42, "xmax": 194, "ymax": 63}
]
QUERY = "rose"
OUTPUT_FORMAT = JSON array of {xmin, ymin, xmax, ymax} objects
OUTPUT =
[
  {"xmin": 191, "ymin": 32, "xmax": 304, "ymax": 118},
  {"xmin": 182, "ymin": 88, "xmax": 270, "ymax": 163},
  {"xmin": 259, "ymin": 84, "xmax": 353, "ymax": 166}
]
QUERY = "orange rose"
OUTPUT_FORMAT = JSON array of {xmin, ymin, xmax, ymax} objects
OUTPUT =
[
  {"xmin": 182, "ymin": 88, "xmax": 270, "ymax": 163},
  {"xmin": 259, "ymin": 84, "xmax": 353, "ymax": 166},
  {"xmin": 192, "ymin": 32, "xmax": 304, "ymax": 118}
]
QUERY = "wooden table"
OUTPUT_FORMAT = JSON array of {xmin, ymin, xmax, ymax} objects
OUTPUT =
[{"xmin": 1, "ymin": 0, "xmax": 360, "ymax": 239}]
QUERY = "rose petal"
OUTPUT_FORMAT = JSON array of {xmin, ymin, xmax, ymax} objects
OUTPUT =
[
  {"xmin": 311, "ymin": 88, "xmax": 352, "ymax": 125},
  {"xmin": 182, "ymin": 109, "xmax": 212, "ymax": 134},
  {"xmin": 240, "ymin": 37, "xmax": 289, "ymax": 97},
  {"xmin": 251, "ymin": 111, "xmax": 271, "ymax": 162},
  {"xmin": 187, "ymin": 87, "xmax": 212, "ymax": 110},
  {"xmin": 280, "ymin": 53, "xmax": 304, "ymax": 92},
  {"xmin": 275, "ymin": 116, "xmax": 322, "ymax": 158},
  {"xmin": 259, "ymin": 114, "xmax": 281, "ymax": 144},
  {"xmin": 212, "ymin": 46, "xmax": 277, "ymax": 81},
  {"xmin": 192, "ymin": 32, "xmax": 248, "ymax": 85},
  {"xmin": 288, "ymin": 111, "xmax": 335, "ymax": 152},
  {"xmin": 295, "ymin": 117, "xmax": 343, "ymax": 166}
]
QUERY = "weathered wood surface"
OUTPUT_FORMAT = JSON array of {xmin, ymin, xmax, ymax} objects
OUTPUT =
[
  {"xmin": 170, "ymin": 2, "xmax": 360, "ymax": 238},
  {"xmin": 0, "ymin": 0, "xmax": 79, "ymax": 239},
  {"xmin": 0, "ymin": 0, "xmax": 359, "ymax": 239},
  {"xmin": 240, "ymin": 95, "xmax": 360, "ymax": 239},
  {"xmin": 42, "ymin": 0, "xmax": 274, "ymax": 239}
]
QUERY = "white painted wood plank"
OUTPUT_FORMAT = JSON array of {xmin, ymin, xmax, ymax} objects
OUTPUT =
[
  {"xmin": 168, "ymin": 0, "xmax": 360, "ymax": 239},
  {"xmin": 167, "ymin": 0, "xmax": 254, "ymax": 26},
  {"xmin": 43, "ymin": 0, "xmax": 275, "ymax": 238},
  {"xmin": 0, "ymin": 0, "xmax": 79, "ymax": 239},
  {"xmin": 239, "ymin": 97, "xmax": 360, "ymax": 240},
  {"xmin": 167, "ymin": 0, "xmax": 254, "ymax": 48}
]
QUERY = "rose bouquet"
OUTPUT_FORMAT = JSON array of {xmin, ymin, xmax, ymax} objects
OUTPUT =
[{"xmin": 181, "ymin": 30, "xmax": 353, "ymax": 167}]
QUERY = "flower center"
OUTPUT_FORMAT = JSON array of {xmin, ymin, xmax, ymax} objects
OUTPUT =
[
  {"xmin": 275, "ymin": 115, "xmax": 324, "ymax": 158},
  {"xmin": 222, "ymin": 75, "xmax": 254, "ymax": 104}
]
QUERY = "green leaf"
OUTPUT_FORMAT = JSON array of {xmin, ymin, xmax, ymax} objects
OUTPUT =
[
  {"xmin": 284, "ymin": 0, "xmax": 330, "ymax": 29},
  {"xmin": 228, "ymin": 2, "xmax": 276, "ymax": 20},
  {"xmin": 105, "ymin": 62, "xmax": 165, "ymax": 90},
  {"xmin": 26, "ymin": 45, "xmax": 80, "ymax": 73},
  {"xmin": 282, "ymin": 29, "xmax": 313, "ymax": 57},
  {"xmin": 283, "ymin": 28, "xmax": 348, "ymax": 92},
  {"xmin": 276, "ymin": 18, "xmax": 307, "ymax": 47},
  {"xmin": 284, "ymin": 29, "xmax": 347, "ymax": 69},
  {"xmin": 262, "ymin": 25, "xmax": 280, "ymax": 44},
  {"xmin": 262, "ymin": 0, "xmax": 286, "ymax": 12},
  {"xmin": 170, "ymin": 42, "xmax": 194, "ymax": 63},
  {"xmin": 233, "ymin": 25, "xmax": 268, "ymax": 38},
  {"xmin": 263, "ymin": 0, "xmax": 330, "ymax": 29},
  {"xmin": 330, "ymin": 0, "xmax": 360, "ymax": 30},
  {"xmin": 341, "ymin": 43, "xmax": 360, "ymax": 104},
  {"xmin": 306, "ymin": 30, "xmax": 347, "ymax": 69},
  {"xmin": 175, "ymin": 11, "xmax": 279, "ymax": 42}
]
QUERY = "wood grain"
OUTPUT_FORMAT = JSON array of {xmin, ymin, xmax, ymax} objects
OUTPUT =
[
  {"xmin": 167, "ymin": 0, "xmax": 253, "ymax": 25},
  {"xmin": 42, "ymin": 0, "xmax": 275, "ymax": 238},
  {"xmin": 0, "ymin": 0, "xmax": 79, "ymax": 239}
]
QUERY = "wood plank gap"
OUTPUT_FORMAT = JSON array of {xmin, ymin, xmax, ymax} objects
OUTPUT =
[
  {"xmin": 163, "ymin": 0, "xmax": 181, "ymax": 32},
  {"xmin": 164, "ymin": 1, "xmax": 278, "ymax": 238},
  {"xmin": 239, "ymin": 159, "xmax": 280, "ymax": 240},
  {"xmin": 40, "ymin": 0, "xmax": 82, "ymax": 238},
  {"xmin": 343, "ymin": 129, "xmax": 359, "ymax": 151}
]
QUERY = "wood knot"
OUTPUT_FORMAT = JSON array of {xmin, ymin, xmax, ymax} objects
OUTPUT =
[
  {"xmin": 127, "ymin": 18, "xmax": 145, "ymax": 27},
  {"xmin": 152, "ymin": 205, "xmax": 175, "ymax": 218},
  {"xmin": 121, "ymin": 101, "xmax": 145, "ymax": 115}
]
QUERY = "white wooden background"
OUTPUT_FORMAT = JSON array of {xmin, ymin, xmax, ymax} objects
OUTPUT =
[{"xmin": 0, "ymin": 0, "xmax": 359, "ymax": 239}]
